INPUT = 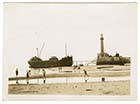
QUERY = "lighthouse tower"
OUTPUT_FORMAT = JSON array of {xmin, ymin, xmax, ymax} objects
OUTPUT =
[{"xmin": 100, "ymin": 33, "xmax": 104, "ymax": 57}]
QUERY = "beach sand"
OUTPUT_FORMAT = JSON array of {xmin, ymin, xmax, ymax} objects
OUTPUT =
[{"xmin": 8, "ymin": 80, "xmax": 130, "ymax": 95}]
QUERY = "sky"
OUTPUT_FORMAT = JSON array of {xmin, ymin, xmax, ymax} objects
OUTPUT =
[{"xmin": 3, "ymin": 2, "xmax": 137, "ymax": 76}]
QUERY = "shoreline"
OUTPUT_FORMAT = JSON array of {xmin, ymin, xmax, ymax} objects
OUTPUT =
[
  {"xmin": 9, "ymin": 70, "xmax": 130, "ymax": 80},
  {"xmin": 8, "ymin": 80, "xmax": 130, "ymax": 95}
]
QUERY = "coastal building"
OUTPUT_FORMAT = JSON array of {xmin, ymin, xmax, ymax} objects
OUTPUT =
[{"xmin": 96, "ymin": 34, "xmax": 130, "ymax": 65}]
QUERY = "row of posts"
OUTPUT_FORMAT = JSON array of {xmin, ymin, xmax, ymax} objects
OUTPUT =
[
  {"xmin": 15, "ymin": 68, "xmax": 46, "ymax": 84},
  {"xmin": 15, "ymin": 67, "xmax": 105, "ymax": 84}
]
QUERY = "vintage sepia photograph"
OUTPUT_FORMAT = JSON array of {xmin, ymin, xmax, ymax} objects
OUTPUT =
[{"xmin": 3, "ymin": 2, "xmax": 137, "ymax": 100}]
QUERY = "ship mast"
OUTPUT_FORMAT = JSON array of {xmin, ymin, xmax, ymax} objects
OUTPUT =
[
  {"xmin": 36, "ymin": 48, "xmax": 39, "ymax": 57},
  {"xmin": 39, "ymin": 42, "xmax": 45, "ymax": 57},
  {"xmin": 35, "ymin": 32, "xmax": 40, "ymax": 57},
  {"xmin": 65, "ymin": 43, "xmax": 67, "ymax": 57},
  {"xmin": 36, "ymin": 42, "xmax": 45, "ymax": 58}
]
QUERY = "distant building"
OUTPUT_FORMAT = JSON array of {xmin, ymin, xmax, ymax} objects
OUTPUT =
[{"xmin": 96, "ymin": 34, "xmax": 130, "ymax": 65}]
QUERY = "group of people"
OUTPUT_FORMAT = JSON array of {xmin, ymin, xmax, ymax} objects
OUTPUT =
[
  {"xmin": 83, "ymin": 69, "xmax": 105, "ymax": 82},
  {"xmin": 15, "ymin": 68, "xmax": 46, "ymax": 84},
  {"xmin": 15, "ymin": 67, "xmax": 105, "ymax": 84}
]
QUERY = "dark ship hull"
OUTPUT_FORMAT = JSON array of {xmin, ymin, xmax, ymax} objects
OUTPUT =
[
  {"xmin": 96, "ymin": 60, "xmax": 128, "ymax": 65},
  {"xmin": 28, "ymin": 56, "xmax": 73, "ymax": 68}
]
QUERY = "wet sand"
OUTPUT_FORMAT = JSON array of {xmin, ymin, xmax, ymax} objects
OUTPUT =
[
  {"xmin": 8, "ymin": 80, "xmax": 130, "ymax": 95},
  {"xmin": 8, "ymin": 65, "xmax": 130, "ymax": 95},
  {"xmin": 9, "ymin": 70, "xmax": 130, "ymax": 81},
  {"xmin": 9, "ymin": 65, "xmax": 130, "ymax": 80}
]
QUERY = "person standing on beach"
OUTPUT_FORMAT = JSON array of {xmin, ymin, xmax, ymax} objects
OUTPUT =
[
  {"xmin": 26, "ymin": 71, "xmax": 29, "ymax": 84},
  {"xmin": 101, "ymin": 77, "xmax": 105, "ymax": 82},
  {"xmin": 15, "ymin": 68, "xmax": 18, "ymax": 84},
  {"xmin": 83, "ymin": 69, "xmax": 89, "ymax": 83},
  {"xmin": 42, "ymin": 69, "xmax": 46, "ymax": 84}
]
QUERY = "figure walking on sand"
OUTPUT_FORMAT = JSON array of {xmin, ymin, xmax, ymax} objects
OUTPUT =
[
  {"xmin": 42, "ymin": 69, "xmax": 46, "ymax": 84},
  {"xmin": 15, "ymin": 68, "xmax": 18, "ymax": 84},
  {"xmin": 101, "ymin": 77, "xmax": 105, "ymax": 82},
  {"xmin": 83, "ymin": 69, "xmax": 89, "ymax": 83},
  {"xmin": 26, "ymin": 71, "xmax": 29, "ymax": 84}
]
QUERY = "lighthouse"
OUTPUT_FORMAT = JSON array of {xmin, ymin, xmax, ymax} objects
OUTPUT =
[
  {"xmin": 100, "ymin": 33, "xmax": 104, "ymax": 56},
  {"xmin": 96, "ymin": 33, "xmax": 130, "ymax": 65}
]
